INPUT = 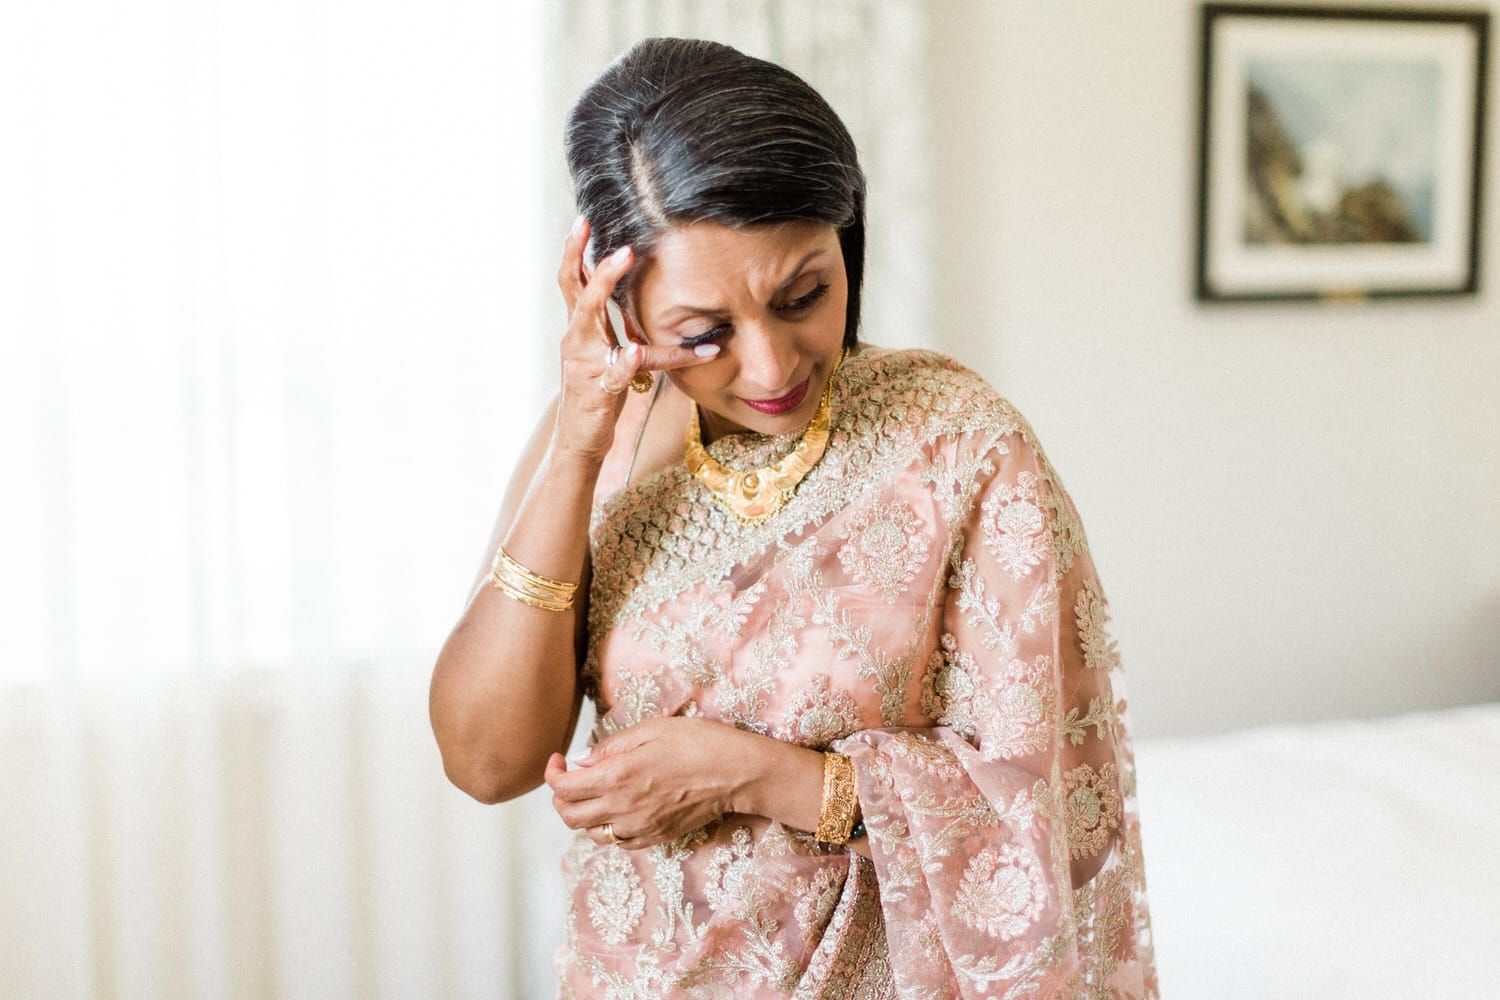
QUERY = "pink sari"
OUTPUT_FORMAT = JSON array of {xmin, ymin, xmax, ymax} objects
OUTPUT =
[{"xmin": 558, "ymin": 349, "xmax": 1157, "ymax": 999}]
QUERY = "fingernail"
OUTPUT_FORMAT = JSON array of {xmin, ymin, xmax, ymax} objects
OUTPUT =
[
  {"xmin": 610, "ymin": 245, "xmax": 632, "ymax": 265},
  {"xmin": 570, "ymin": 215, "xmax": 585, "ymax": 237},
  {"xmin": 626, "ymin": 341, "xmax": 642, "ymax": 360},
  {"xmin": 693, "ymin": 344, "xmax": 720, "ymax": 357},
  {"xmin": 567, "ymin": 752, "xmax": 594, "ymax": 767}
]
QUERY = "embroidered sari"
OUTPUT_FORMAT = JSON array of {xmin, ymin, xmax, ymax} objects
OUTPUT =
[{"xmin": 558, "ymin": 348, "xmax": 1157, "ymax": 999}]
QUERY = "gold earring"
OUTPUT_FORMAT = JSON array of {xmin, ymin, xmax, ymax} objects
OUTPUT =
[{"xmin": 629, "ymin": 371, "xmax": 653, "ymax": 393}]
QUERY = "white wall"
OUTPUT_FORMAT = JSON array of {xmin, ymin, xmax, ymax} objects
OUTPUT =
[{"xmin": 925, "ymin": 1, "xmax": 1500, "ymax": 737}]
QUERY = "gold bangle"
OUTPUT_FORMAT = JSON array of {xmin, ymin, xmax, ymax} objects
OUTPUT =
[
  {"xmin": 489, "ymin": 547, "xmax": 577, "ymax": 612},
  {"xmin": 489, "ymin": 569, "xmax": 572, "ymax": 611},
  {"xmin": 815, "ymin": 751, "xmax": 859, "ymax": 844}
]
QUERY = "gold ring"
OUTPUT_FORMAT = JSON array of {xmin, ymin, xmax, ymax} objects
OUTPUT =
[
  {"xmin": 629, "ymin": 371, "xmax": 653, "ymax": 393},
  {"xmin": 597, "ymin": 377, "xmax": 625, "ymax": 395},
  {"xmin": 602, "ymin": 822, "xmax": 624, "ymax": 846}
]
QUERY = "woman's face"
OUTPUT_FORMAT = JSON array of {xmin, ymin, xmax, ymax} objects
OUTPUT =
[{"xmin": 627, "ymin": 220, "xmax": 848, "ymax": 442}]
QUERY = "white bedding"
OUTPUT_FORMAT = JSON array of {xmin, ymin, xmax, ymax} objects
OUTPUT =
[{"xmin": 1134, "ymin": 702, "xmax": 1500, "ymax": 999}]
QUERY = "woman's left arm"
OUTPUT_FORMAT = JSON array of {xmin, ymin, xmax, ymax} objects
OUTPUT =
[{"xmin": 543, "ymin": 716, "xmax": 872, "ymax": 859}]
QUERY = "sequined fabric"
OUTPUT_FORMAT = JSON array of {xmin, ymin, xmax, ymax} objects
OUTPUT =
[{"xmin": 559, "ymin": 349, "xmax": 1158, "ymax": 999}]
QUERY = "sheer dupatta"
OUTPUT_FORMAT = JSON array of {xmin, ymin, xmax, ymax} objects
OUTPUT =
[{"xmin": 830, "ymin": 419, "xmax": 1156, "ymax": 998}]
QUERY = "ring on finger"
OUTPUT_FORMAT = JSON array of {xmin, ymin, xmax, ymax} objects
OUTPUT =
[
  {"xmin": 605, "ymin": 344, "xmax": 621, "ymax": 369},
  {"xmin": 597, "ymin": 376, "xmax": 625, "ymax": 395},
  {"xmin": 602, "ymin": 821, "xmax": 624, "ymax": 846}
]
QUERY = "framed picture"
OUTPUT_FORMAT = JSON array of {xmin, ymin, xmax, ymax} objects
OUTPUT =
[{"xmin": 1196, "ymin": 4, "xmax": 1489, "ymax": 302}]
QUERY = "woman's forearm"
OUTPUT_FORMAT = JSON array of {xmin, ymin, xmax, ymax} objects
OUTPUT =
[
  {"xmin": 737, "ymin": 734, "xmax": 871, "ymax": 860},
  {"xmin": 430, "ymin": 446, "xmax": 600, "ymax": 804}
]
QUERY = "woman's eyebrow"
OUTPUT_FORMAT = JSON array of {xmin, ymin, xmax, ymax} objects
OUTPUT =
[
  {"xmin": 770, "ymin": 249, "xmax": 828, "ymax": 293},
  {"xmin": 658, "ymin": 249, "xmax": 829, "ymax": 321}
]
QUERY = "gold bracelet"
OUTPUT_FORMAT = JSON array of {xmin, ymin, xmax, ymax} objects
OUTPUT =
[
  {"xmin": 489, "ymin": 547, "xmax": 578, "ymax": 612},
  {"xmin": 815, "ymin": 751, "xmax": 859, "ymax": 844}
]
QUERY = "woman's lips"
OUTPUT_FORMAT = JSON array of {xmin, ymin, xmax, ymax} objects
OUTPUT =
[{"xmin": 740, "ymin": 378, "xmax": 810, "ymax": 415}]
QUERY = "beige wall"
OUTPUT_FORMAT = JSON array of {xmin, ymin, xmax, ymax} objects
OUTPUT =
[{"xmin": 924, "ymin": 1, "xmax": 1500, "ymax": 736}]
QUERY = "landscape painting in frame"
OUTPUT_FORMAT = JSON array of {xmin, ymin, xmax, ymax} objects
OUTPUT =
[{"xmin": 1196, "ymin": 4, "xmax": 1489, "ymax": 301}]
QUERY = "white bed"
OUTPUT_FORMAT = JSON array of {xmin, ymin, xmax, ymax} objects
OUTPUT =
[{"xmin": 1133, "ymin": 701, "xmax": 1500, "ymax": 999}]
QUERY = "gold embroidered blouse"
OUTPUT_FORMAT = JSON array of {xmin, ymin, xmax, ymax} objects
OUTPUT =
[{"xmin": 560, "ymin": 348, "xmax": 1158, "ymax": 999}]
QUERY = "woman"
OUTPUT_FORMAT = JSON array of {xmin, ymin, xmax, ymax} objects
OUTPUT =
[{"xmin": 430, "ymin": 38, "xmax": 1156, "ymax": 999}]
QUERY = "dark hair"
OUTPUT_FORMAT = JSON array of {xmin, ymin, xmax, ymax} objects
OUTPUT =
[{"xmin": 565, "ymin": 38, "xmax": 866, "ymax": 348}]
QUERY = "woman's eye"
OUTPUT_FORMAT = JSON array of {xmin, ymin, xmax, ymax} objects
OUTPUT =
[
  {"xmin": 681, "ymin": 324, "xmax": 729, "ymax": 348},
  {"xmin": 780, "ymin": 283, "xmax": 830, "ymax": 313}
]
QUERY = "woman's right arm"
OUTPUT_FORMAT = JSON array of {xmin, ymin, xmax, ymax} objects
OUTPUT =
[
  {"xmin": 429, "ymin": 218, "xmax": 713, "ymax": 804},
  {"xmin": 428, "ymin": 396, "xmax": 598, "ymax": 804}
]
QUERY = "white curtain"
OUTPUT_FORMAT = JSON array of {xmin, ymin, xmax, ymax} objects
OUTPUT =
[
  {"xmin": 1, "ymin": 2, "xmax": 930, "ymax": 997},
  {"xmin": 1, "ymin": 2, "xmax": 568, "ymax": 998}
]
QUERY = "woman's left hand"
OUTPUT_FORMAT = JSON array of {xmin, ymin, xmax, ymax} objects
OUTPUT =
[{"xmin": 544, "ymin": 716, "xmax": 761, "ymax": 850}]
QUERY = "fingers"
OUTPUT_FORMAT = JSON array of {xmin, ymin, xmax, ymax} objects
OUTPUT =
[
  {"xmin": 546, "ymin": 757, "xmax": 608, "ymax": 802},
  {"xmin": 586, "ymin": 823, "xmax": 658, "ymax": 851},
  {"xmin": 550, "ymin": 781, "xmax": 646, "ymax": 847},
  {"xmin": 546, "ymin": 756, "xmax": 634, "ymax": 837},
  {"xmin": 635, "ymin": 340, "xmax": 721, "ymax": 373},
  {"xmin": 594, "ymin": 340, "xmax": 640, "ymax": 396},
  {"xmin": 555, "ymin": 216, "xmax": 632, "ymax": 326},
  {"xmin": 556, "ymin": 216, "xmax": 589, "ymax": 313},
  {"xmin": 555, "ymin": 218, "xmax": 720, "ymax": 381},
  {"xmin": 551, "ymin": 791, "xmax": 610, "ymax": 831},
  {"xmin": 573, "ymin": 246, "xmax": 635, "ymax": 343},
  {"xmin": 614, "ymin": 309, "xmax": 724, "ymax": 374},
  {"xmin": 596, "ymin": 338, "xmax": 721, "ymax": 394}
]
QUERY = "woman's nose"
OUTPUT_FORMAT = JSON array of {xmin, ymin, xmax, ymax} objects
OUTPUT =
[{"xmin": 734, "ymin": 326, "xmax": 799, "ymax": 392}]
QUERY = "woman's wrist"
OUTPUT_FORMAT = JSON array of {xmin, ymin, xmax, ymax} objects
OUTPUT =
[
  {"xmin": 732, "ymin": 733, "xmax": 827, "ymax": 834},
  {"xmin": 538, "ymin": 442, "xmax": 606, "ymax": 489},
  {"xmin": 490, "ymin": 447, "xmax": 605, "ymax": 596}
]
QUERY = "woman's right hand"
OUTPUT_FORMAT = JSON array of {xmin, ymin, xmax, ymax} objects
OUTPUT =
[{"xmin": 551, "ymin": 217, "xmax": 718, "ymax": 464}]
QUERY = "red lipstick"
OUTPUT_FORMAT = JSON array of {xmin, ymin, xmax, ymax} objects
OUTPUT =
[{"xmin": 741, "ymin": 378, "xmax": 810, "ymax": 415}]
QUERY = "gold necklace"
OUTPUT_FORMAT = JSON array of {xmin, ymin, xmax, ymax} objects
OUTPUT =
[{"xmin": 684, "ymin": 350, "xmax": 845, "ymax": 526}]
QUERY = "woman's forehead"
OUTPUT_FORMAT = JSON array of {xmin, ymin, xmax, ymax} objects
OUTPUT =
[{"xmin": 645, "ymin": 221, "xmax": 837, "ymax": 294}]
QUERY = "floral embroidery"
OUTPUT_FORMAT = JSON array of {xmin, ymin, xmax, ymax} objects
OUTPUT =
[
  {"xmin": 1062, "ymin": 763, "xmax": 1123, "ymax": 860},
  {"xmin": 951, "ymin": 844, "xmax": 1048, "ymax": 941},
  {"xmin": 586, "ymin": 848, "xmax": 646, "ymax": 946},
  {"xmin": 1037, "ymin": 462, "xmax": 1090, "ymax": 577},
  {"xmin": 632, "ymin": 583, "xmax": 778, "ymax": 732},
  {"xmin": 647, "ymin": 829, "xmax": 710, "ymax": 952},
  {"xmin": 808, "ymin": 551, "xmax": 926, "ymax": 727},
  {"xmin": 1060, "ymin": 696, "xmax": 1119, "ymax": 747},
  {"xmin": 837, "ymin": 498, "xmax": 930, "ymax": 601},
  {"xmin": 922, "ymin": 634, "xmax": 1056, "ymax": 762},
  {"xmin": 791, "ymin": 863, "xmax": 846, "ymax": 943},
  {"xmin": 581, "ymin": 951, "xmax": 670, "ymax": 1000},
  {"xmin": 702, "ymin": 825, "xmax": 760, "ymax": 920},
  {"xmin": 777, "ymin": 673, "xmax": 861, "ymax": 747},
  {"xmin": 946, "ymin": 554, "xmax": 1017, "ymax": 655},
  {"xmin": 980, "ymin": 471, "xmax": 1052, "ymax": 580},
  {"xmin": 983, "ymin": 654, "xmax": 1059, "ymax": 761},
  {"xmin": 886, "ymin": 730, "xmax": 967, "ymax": 782},
  {"xmin": 610, "ymin": 667, "xmax": 665, "ymax": 728},
  {"xmin": 920, "ymin": 637, "xmax": 986, "ymax": 740},
  {"xmin": 1075, "ymin": 578, "xmax": 1121, "ymax": 673}
]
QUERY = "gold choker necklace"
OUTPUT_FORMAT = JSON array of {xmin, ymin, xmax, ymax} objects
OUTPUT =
[{"xmin": 684, "ymin": 351, "xmax": 845, "ymax": 526}]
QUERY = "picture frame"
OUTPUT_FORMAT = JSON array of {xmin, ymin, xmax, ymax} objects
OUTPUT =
[{"xmin": 1195, "ymin": 4, "xmax": 1489, "ymax": 302}]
